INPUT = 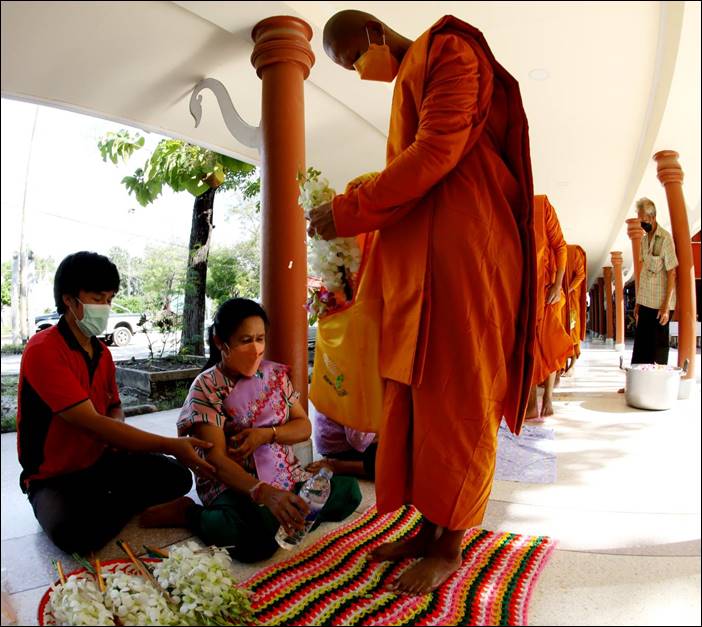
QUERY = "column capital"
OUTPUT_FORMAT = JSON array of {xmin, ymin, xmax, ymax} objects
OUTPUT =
[
  {"xmin": 602, "ymin": 266, "xmax": 613, "ymax": 277},
  {"xmin": 251, "ymin": 16, "xmax": 315, "ymax": 79},
  {"xmin": 610, "ymin": 251, "xmax": 623, "ymax": 265},
  {"xmin": 626, "ymin": 217, "xmax": 645, "ymax": 241},
  {"xmin": 654, "ymin": 150, "xmax": 684, "ymax": 186}
]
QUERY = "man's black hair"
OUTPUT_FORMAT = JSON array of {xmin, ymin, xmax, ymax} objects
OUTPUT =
[{"xmin": 54, "ymin": 251, "xmax": 120, "ymax": 314}]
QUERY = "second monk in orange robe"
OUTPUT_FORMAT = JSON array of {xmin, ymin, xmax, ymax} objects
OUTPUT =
[
  {"xmin": 526, "ymin": 195, "xmax": 572, "ymax": 419},
  {"xmin": 310, "ymin": 10, "xmax": 535, "ymax": 593},
  {"xmin": 562, "ymin": 244, "xmax": 587, "ymax": 374}
]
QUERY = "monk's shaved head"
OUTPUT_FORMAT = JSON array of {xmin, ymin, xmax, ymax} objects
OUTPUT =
[{"xmin": 323, "ymin": 10, "xmax": 407, "ymax": 70}]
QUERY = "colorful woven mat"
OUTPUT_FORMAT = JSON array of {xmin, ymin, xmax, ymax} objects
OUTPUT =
[{"xmin": 244, "ymin": 505, "xmax": 556, "ymax": 626}]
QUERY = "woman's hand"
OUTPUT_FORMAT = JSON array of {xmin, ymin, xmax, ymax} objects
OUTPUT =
[
  {"xmin": 308, "ymin": 201, "xmax": 337, "ymax": 240},
  {"xmin": 228, "ymin": 428, "xmax": 273, "ymax": 461},
  {"xmin": 257, "ymin": 484, "xmax": 309, "ymax": 532},
  {"xmin": 306, "ymin": 459, "xmax": 335, "ymax": 475},
  {"xmin": 166, "ymin": 437, "xmax": 216, "ymax": 478}
]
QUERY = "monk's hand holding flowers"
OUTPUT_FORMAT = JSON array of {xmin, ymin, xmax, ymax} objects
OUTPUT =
[{"xmin": 308, "ymin": 200, "xmax": 337, "ymax": 240}]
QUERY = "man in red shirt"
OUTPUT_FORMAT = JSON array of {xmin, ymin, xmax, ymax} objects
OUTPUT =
[{"xmin": 17, "ymin": 251, "xmax": 215, "ymax": 554}]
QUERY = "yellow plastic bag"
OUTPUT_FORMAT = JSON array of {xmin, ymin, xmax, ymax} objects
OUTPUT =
[{"xmin": 310, "ymin": 229, "xmax": 384, "ymax": 433}]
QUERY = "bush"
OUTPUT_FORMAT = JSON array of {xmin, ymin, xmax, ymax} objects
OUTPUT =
[
  {"xmin": 154, "ymin": 381, "xmax": 190, "ymax": 412},
  {"xmin": 1, "ymin": 375, "xmax": 18, "ymax": 433},
  {"xmin": 1, "ymin": 343, "xmax": 25, "ymax": 355}
]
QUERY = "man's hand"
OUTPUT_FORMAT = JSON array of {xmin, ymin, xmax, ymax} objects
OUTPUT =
[
  {"xmin": 308, "ymin": 201, "xmax": 337, "ymax": 240},
  {"xmin": 228, "ymin": 428, "xmax": 273, "ymax": 461},
  {"xmin": 634, "ymin": 303, "xmax": 640, "ymax": 324},
  {"xmin": 258, "ymin": 484, "xmax": 309, "ymax": 533},
  {"xmin": 545, "ymin": 283, "xmax": 561, "ymax": 305},
  {"xmin": 657, "ymin": 306, "xmax": 670, "ymax": 326},
  {"xmin": 167, "ymin": 437, "xmax": 216, "ymax": 479}
]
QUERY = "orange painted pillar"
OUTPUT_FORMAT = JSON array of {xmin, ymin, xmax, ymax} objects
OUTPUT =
[
  {"xmin": 597, "ymin": 277, "xmax": 606, "ymax": 338},
  {"xmin": 611, "ymin": 252, "xmax": 625, "ymax": 351},
  {"xmin": 626, "ymin": 218, "xmax": 645, "ymax": 295},
  {"xmin": 251, "ymin": 17, "xmax": 315, "ymax": 408},
  {"xmin": 654, "ymin": 150, "xmax": 697, "ymax": 383},
  {"xmin": 595, "ymin": 279, "xmax": 602, "ymax": 338},
  {"xmin": 603, "ymin": 267, "xmax": 614, "ymax": 343}
]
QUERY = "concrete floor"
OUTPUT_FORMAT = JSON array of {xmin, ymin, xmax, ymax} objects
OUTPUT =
[{"xmin": 1, "ymin": 341, "xmax": 700, "ymax": 626}]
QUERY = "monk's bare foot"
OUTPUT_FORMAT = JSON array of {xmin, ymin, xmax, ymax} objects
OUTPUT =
[
  {"xmin": 525, "ymin": 386, "xmax": 539, "ymax": 420},
  {"xmin": 370, "ymin": 535, "xmax": 430, "ymax": 562},
  {"xmin": 540, "ymin": 398, "xmax": 554, "ymax": 417},
  {"xmin": 392, "ymin": 555, "xmax": 463, "ymax": 595},
  {"xmin": 370, "ymin": 521, "xmax": 437, "ymax": 562},
  {"xmin": 139, "ymin": 496, "xmax": 194, "ymax": 528},
  {"xmin": 525, "ymin": 406, "xmax": 540, "ymax": 419}
]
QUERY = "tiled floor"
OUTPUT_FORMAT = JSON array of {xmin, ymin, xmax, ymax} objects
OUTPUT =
[{"xmin": 1, "ymin": 341, "xmax": 700, "ymax": 625}]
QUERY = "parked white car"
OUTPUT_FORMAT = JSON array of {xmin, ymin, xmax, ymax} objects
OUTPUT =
[{"xmin": 34, "ymin": 304, "xmax": 143, "ymax": 346}]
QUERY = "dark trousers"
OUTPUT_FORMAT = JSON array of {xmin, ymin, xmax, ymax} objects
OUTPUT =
[
  {"xmin": 632, "ymin": 304, "xmax": 671, "ymax": 365},
  {"xmin": 326, "ymin": 443, "xmax": 378, "ymax": 480},
  {"xmin": 28, "ymin": 451, "xmax": 192, "ymax": 554},
  {"xmin": 188, "ymin": 475, "xmax": 362, "ymax": 563}
]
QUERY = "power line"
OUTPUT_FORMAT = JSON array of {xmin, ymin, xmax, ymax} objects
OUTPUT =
[{"xmin": 36, "ymin": 211, "xmax": 191, "ymax": 249}]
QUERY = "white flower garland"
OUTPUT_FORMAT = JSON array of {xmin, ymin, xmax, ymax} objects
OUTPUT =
[{"xmin": 298, "ymin": 167, "xmax": 362, "ymax": 324}]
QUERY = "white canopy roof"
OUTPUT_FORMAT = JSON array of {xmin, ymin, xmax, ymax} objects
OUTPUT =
[{"xmin": 2, "ymin": 1, "xmax": 700, "ymax": 284}]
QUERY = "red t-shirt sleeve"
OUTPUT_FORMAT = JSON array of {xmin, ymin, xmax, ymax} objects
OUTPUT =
[
  {"xmin": 105, "ymin": 351, "xmax": 122, "ymax": 410},
  {"xmin": 22, "ymin": 341, "xmax": 89, "ymax": 414}
]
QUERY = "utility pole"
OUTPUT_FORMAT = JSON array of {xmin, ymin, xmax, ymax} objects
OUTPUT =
[{"xmin": 17, "ymin": 106, "xmax": 40, "ymax": 342}]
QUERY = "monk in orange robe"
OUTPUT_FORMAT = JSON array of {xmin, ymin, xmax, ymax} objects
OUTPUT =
[
  {"xmin": 562, "ymin": 244, "xmax": 587, "ymax": 374},
  {"xmin": 526, "ymin": 195, "xmax": 572, "ymax": 419},
  {"xmin": 309, "ymin": 10, "xmax": 535, "ymax": 594}
]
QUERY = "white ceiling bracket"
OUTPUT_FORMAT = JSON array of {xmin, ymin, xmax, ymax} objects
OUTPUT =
[{"xmin": 189, "ymin": 77, "xmax": 261, "ymax": 151}]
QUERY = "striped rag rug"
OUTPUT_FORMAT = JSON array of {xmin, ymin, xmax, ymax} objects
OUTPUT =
[{"xmin": 243, "ymin": 505, "xmax": 556, "ymax": 626}]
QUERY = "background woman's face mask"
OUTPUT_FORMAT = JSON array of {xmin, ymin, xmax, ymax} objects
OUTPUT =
[{"xmin": 353, "ymin": 27, "xmax": 399, "ymax": 82}]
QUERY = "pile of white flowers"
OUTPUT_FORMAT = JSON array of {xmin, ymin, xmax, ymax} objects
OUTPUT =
[
  {"xmin": 153, "ymin": 541, "xmax": 256, "ymax": 626},
  {"xmin": 298, "ymin": 167, "xmax": 362, "ymax": 323},
  {"xmin": 49, "ymin": 576, "xmax": 115, "ymax": 626},
  {"xmin": 47, "ymin": 544, "xmax": 256, "ymax": 626},
  {"xmin": 102, "ymin": 571, "xmax": 178, "ymax": 626}
]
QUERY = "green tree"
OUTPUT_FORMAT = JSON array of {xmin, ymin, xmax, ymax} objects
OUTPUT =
[
  {"xmin": 108, "ymin": 246, "xmax": 144, "ymax": 299},
  {"xmin": 29, "ymin": 254, "xmax": 56, "ymax": 284},
  {"xmin": 1, "ymin": 261, "xmax": 11, "ymax": 308},
  {"xmin": 98, "ymin": 131, "xmax": 257, "ymax": 354},
  {"xmin": 206, "ymin": 239, "xmax": 261, "ymax": 308},
  {"xmin": 141, "ymin": 245, "xmax": 188, "ymax": 313}
]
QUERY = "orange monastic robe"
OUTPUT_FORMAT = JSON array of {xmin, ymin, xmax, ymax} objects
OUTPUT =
[
  {"xmin": 562, "ymin": 245, "xmax": 587, "ymax": 357},
  {"xmin": 332, "ymin": 16, "xmax": 535, "ymax": 530},
  {"xmin": 531, "ymin": 195, "xmax": 572, "ymax": 383}
]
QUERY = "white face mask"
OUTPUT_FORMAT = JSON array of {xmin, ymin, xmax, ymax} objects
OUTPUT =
[{"xmin": 72, "ymin": 300, "xmax": 111, "ymax": 337}]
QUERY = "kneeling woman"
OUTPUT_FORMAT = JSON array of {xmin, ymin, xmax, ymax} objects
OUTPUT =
[{"xmin": 142, "ymin": 298, "xmax": 361, "ymax": 562}]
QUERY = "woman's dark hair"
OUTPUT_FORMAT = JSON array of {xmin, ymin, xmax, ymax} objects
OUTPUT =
[
  {"xmin": 54, "ymin": 251, "xmax": 120, "ymax": 314},
  {"xmin": 203, "ymin": 298, "xmax": 269, "ymax": 371}
]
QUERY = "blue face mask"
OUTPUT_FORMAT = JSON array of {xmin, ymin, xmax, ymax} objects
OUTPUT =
[
  {"xmin": 71, "ymin": 300, "xmax": 111, "ymax": 337},
  {"xmin": 640, "ymin": 221, "xmax": 653, "ymax": 233}
]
